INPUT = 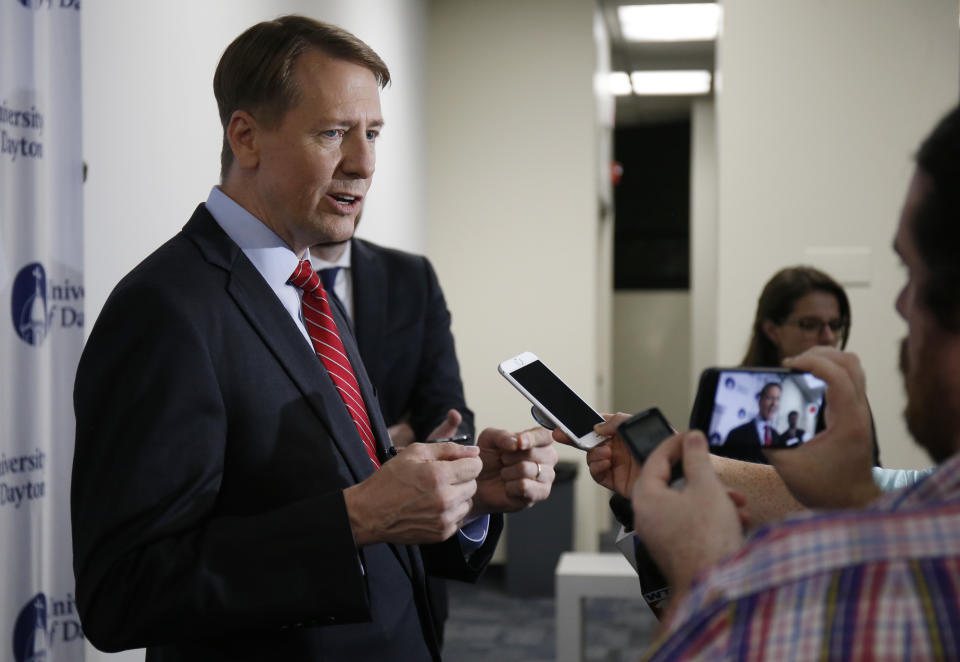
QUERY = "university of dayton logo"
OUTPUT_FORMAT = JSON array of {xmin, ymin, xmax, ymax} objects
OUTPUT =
[
  {"xmin": 12, "ymin": 594, "xmax": 47, "ymax": 662},
  {"xmin": 11, "ymin": 592, "xmax": 84, "ymax": 660},
  {"xmin": 11, "ymin": 263, "xmax": 47, "ymax": 346},
  {"xmin": 10, "ymin": 262, "xmax": 84, "ymax": 346}
]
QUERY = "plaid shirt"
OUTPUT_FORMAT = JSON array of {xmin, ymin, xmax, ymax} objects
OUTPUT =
[{"xmin": 646, "ymin": 451, "xmax": 960, "ymax": 661}]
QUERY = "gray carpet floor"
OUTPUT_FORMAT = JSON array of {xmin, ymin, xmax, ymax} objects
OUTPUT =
[{"xmin": 442, "ymin": 565, "xmax": 659, "ymax": 662}]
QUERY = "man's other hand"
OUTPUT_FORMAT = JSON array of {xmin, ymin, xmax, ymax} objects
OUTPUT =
[
  {"xmin": 425, "ymin": 409, "xmax": 463, "ymax": 442},
  {"xmin": 767, "ymin": 347, "xmax": 880, "ymax": 509},
  {"xmin": 387, "ymin": 422, "xmax": 416, "ymax": 448},
  {"xmin": 472, "ymin": 427, "xmax": 558, "ymax": 515}
]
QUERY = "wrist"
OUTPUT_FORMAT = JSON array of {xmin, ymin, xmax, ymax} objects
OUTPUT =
[
  {"xmin": 660, "ymin": 534, "xmax": 743, "ymax": 595},
  {"xmin": 466, "ymin": 497, "xmax": 491, "ymax": 521}
]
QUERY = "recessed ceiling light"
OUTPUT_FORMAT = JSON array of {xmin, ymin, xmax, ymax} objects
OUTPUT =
[
  {"xmin": 606, "ymin": 72, "xmax": 634, "ymax": 96},
  {"xmin": 630, "ymin": 70, "xmax": 712, "ymax": 95},
  {"xmin": 618, "ymin": 3, "xmax": 721, "ymax": 42}
]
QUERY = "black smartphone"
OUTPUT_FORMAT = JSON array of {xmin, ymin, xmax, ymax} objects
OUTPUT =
[
  {"xmin": 689, "ymin": 367, "xmax": 826, "ymax": 460},
  {"xmin": 617, "ymin": 407, "xmax": 683, "ymax": 481}
]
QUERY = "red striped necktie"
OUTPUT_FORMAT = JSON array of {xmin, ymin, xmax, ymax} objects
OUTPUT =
[{"xmin": 288, "ymin": 260, "xmax": 380, "ymax": 468}]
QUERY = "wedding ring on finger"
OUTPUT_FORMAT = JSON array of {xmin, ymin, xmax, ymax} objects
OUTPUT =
[{"xmin": 535, "ymin": 462, "xmax": 542, "ymax": 480}]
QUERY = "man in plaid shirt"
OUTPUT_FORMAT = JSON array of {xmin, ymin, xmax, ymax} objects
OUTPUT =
[{"xmin": 627, "ymin": 106, "xmax": 960, "ymax": 659}]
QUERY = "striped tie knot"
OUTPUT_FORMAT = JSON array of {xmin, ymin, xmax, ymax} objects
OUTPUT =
[{"xmin": 288, "ymin": 260, "xmax": 322, "ymax": 294}]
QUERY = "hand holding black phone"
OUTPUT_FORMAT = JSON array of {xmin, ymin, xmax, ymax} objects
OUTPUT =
[
  {"xmin": 613, "ymin": 407, "xmax": 678, "ymax": 621},
  {"xmin": 617, "ymin": 407, "xmax": 683, "ymax": 482}
]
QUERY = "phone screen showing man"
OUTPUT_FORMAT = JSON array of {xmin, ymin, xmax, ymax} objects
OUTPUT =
[{"xmin": 705, "ymin": 370, "xmax": 825, "ymax": 450}]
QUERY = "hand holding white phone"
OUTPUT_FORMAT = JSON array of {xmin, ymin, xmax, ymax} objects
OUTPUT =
[{"xmin": 498, "ymin": 352, "xmax": 607, "ymax": 450}]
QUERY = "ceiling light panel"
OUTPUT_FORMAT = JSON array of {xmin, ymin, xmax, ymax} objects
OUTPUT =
[
  {"xmin": 630, "ymin": 70, "xmax": 712, "ymax": 95},
  {"xmin": 606, "ymin": 72, "xmax": 634, "ymax": 96},
  {"xmin": 618, "ymin": 3, "xmax": 721, "ymax": 42}
]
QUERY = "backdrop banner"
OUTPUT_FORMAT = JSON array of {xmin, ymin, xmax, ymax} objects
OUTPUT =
[{"xmin": 1, "ymin": 1, "xmax": 85, "ymax": 660}]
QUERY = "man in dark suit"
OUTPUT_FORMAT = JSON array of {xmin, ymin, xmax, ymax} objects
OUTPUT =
[
  {"xmin": 777, "ymin": 410, "xmax": 805, "ymax": 446},
  {"xmin": 720, "ymin": 382, "xmax": 782, "ymax": 463},
  {"xmin": 71, "ymin": 16, "xmax": 558, "ymax": 662}
]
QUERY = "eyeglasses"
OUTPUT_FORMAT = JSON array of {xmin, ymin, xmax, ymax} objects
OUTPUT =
[{"xmin": 783, "ymin": 317, "xmax": 846, "ymax": 335}]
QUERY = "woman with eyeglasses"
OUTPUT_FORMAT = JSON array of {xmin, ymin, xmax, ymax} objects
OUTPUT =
[
  {"xmin": 735, "ymin": 267, "xmax": 879, "ymax": 464},
  {"xmin": 708, "ymin": 265, "xmax": 905, "ymax": 524},
  {"xmin": 741, "ymin": 266, "xmax": 850, "ymax": 366},
  {"xmin": 714, "ymin": 266, "xmax": 936, "ymax": 523},
  {"xmin": 711, "ymin": 266, "xmax": 868, "ymax": 467}
]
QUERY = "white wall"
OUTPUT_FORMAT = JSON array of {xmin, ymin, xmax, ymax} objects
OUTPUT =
[
  {"xmin": 426, "ymin": 0, "xmax": 604, "ymax": 552},
  {"xmin": 81, "ymin": 2, "xmax": 427, "ymax": 659},
  {"xmin": 690, "ymin": 97, "xmax": 718, "ymax": 391},
  {"xmin": 712, "ymin": 0, "xmax": 959, "ymax": 469},
  {"xmin": 593, "ymin": 8, "xmax": 618, "ymax": 529},
  {"xmin": 614, "ymin": 292, "xmax": 691, "ymax": 427}
]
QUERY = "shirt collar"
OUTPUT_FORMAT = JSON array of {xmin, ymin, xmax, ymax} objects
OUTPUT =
[
  {"xmin": 310, "ymin": 241, "xmax": 352, "ymax": 272},
  {"xmin": 205, "ymin": 186, "xmax": 302, "ymax": 288}
]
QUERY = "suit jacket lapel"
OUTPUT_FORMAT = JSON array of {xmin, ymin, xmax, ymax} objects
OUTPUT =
[
  {"xmin": 350, "ymin": 239, "xmax": 388, "ymax": 389},
  {"xmin": 183, "ymin": 206, "xmax": 382, "ymax": 483}
]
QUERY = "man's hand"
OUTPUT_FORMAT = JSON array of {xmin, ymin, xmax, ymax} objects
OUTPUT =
[
  {"xmin": 426, "ymin": 409, "xmax": 463, "ymax": 442},
  {"xmin": 472, "ymin": 427, "xmax": 558, "ymax": 515},
  {"xmin": 765, "ymin": 347, "xmax": 881, "ymax": 509},
  {"xmin": 553, "ymin": 413, "xmax": 642, "ymax": 498},
  {"xmin": 633, "ymin": 431, "xmax": 746, "ymax": 604},
  {"xmin": 389, "ymin": 409, "xmax": 464, "ymax": 449},
  {"xmin": 343, "ymin": 442, "xmax": 481, "ymax": 546},
  {"xmin": 387, "ymin": 422, "xmax": 416, "ymax": 449}
]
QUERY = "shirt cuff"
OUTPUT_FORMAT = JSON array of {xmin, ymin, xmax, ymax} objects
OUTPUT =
[{"xmin": 871, "ymin": 466, "xmax": 935, "ymax": 491}]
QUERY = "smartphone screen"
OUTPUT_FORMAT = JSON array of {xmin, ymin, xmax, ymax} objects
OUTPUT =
[
  {"xmin": 509, "ymin": 360, "xmax": 603, "ymax": 438},
  {"xmin": 692, "ymin": 368, "xmax": 826, "ymax": 452}
]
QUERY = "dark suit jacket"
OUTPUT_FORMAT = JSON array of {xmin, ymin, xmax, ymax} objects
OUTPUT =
[
  {"xmin": 715, "ymin": 419, "xmax": 771, "ymax": 464},
  {"xmin": 350, "ymin": 238, "xmax": 473, "ymax": 442},
  {"xmin": 349, "ymin": 239, "xmax": 472, "ymax": 636},
  {"xmin": 71, "ymin": 205, "xmax": 501, "ymax": 662},
  {"xmin": 778, "ymin": 428, "xmax": 805, "ymax": 446}
]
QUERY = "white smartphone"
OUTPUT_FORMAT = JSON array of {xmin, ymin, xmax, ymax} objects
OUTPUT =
[{"xmin": 498, "ymin": 351, "xmax": 607, "ymax": 450}]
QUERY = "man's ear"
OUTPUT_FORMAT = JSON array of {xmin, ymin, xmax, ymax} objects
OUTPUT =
[{"xmin": 226, "ymin": 110, "xmax": 260, "ymax": 170}]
